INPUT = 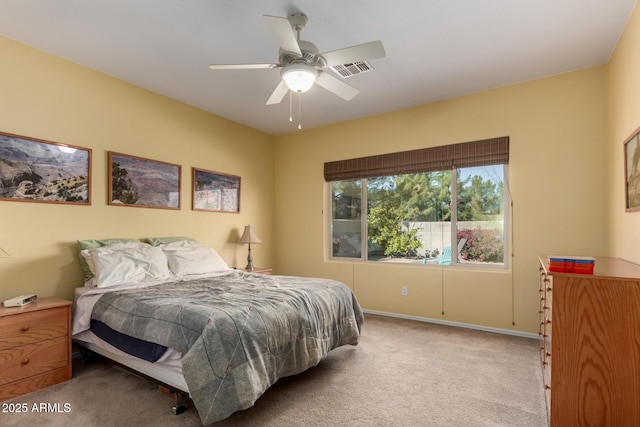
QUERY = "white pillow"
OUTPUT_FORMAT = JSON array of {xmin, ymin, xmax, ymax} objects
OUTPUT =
[
  {"xmin": 81, "ymin": 242, "xmax": 152, "ymax": 279},
  {"xmin": 162, "ymin": 243, "xmax": 229, "ymax": 276},
  {"xmin": 91, "ymin": 245, "xmax": 171, "ymax": 288},
  {"xmin": 161, "ymin": 239, "xmax": 201, "ymax": 249}
]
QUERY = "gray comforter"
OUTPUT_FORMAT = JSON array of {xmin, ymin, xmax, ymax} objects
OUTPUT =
[{"xmin": 91, "ymin": 270, "xmax": 363, "ymax": 425}]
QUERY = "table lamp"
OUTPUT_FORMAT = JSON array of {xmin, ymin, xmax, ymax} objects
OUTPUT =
[{"xmin": 238, "ymin": 225, "xmax": 262, "ymax": 270}]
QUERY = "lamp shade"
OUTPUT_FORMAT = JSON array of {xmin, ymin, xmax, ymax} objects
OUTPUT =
[
  {"xmin": 281, "ymin": 63, "xmax": 317, "ymax": 93},
  {"xmin": 238, "ymin": 225, "xmax": 262, "ymax": 244}
]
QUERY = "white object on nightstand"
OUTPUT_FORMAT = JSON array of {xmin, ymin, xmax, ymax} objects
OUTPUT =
[{"xmin": 2, "ymin": 294, "xmax": 37, "ymax": 307}]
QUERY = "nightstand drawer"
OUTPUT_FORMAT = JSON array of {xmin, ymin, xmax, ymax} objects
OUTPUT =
[
  {"xmin": 0, "ymin": 336, "xmax": 69, "ymax": 386},
  {"xmin": 0, "ymin": 307, "xmax": 68, "ymax": 350},
  {"xmin": 0, "ymin": 298, "xmax": 72, "ymax": 401}
]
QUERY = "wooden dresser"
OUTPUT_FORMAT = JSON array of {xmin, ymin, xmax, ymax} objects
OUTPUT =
[
  {"xmin": 538, "ymin": 256, "xmax": 640, "ymax": 426},
  {"xmin": 0, "ymin": 298, "xmax": 72, "ymax": 401}
]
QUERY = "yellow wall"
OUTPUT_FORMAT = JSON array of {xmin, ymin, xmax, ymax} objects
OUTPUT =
[
  {"xmin": 608, "ymin": 4, "xmax": 640, "ymax": 264},
  {"xmin": 275, "ymin": 67, "xmax": 608, "ymax": 334},
  {"xmin": 0, "ymin": 37, "xmax": 275, "ymax": 302}
]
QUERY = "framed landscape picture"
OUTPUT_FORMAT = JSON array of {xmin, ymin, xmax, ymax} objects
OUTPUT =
[
  {"xmin": 192, "ymin": 168, "xmax": 240, "ymax": 213},
  {"xmin": 625, "ymin": 126, "xmax": 640, "ymax": 212},
  {"xmin": 0, "ymin": 131, "xmax": 91, "ymax": 205},
  {"xmin": 108, "ymin": 152, "xmax": 181, "ymax": 209}
]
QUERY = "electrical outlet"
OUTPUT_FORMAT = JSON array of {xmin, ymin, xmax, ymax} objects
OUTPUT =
[{"xmin": 402, "ymin": 286, "xmax": 408, "ymax": 296}]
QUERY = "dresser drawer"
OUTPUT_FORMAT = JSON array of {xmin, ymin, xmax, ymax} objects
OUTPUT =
[
  {"xmin": 0, "ymin": 336, "xmax": 69, "ymax": 386},
  {"xmin": 0, "ymin": 307, "xmax": 68, "ymax": 350}
]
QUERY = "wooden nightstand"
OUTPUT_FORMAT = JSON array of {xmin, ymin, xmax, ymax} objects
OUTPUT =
[
  {"xmin": 0, "ymin": 297, "xmax": 72, "ymax": 401},
  {"xmin": 244, "ymin": 268, "xmax": 272, "ymax": 275}
]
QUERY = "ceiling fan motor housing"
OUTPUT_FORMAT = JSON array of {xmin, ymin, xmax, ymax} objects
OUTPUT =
[{"xmin": 279, "ymin": 40, "xmax": 322, "ymax": 66}]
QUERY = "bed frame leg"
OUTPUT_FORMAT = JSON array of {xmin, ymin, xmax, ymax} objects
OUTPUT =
[
  {"xmin": 172, "ymin": 391, "xmax": 187, "ymax": 415},
  {"xmin": 77, "ymin": 345, "xmax": 95, "ymax": 364}
]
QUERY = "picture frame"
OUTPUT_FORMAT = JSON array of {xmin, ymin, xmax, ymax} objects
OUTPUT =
[
  {"xmin": 192, "ymin": 168, "xmax": 240, "ymax": 213},
  {"xmin": 624, "ymin": 127, "xmax": 640, "ymax": 212},
  {"xmin": 0, "ymin": 131, "xmax": 91, "ymax": 205},
  {"xmin": 108, "ymin": 152, "xmax": 181, "ymax": 209}
]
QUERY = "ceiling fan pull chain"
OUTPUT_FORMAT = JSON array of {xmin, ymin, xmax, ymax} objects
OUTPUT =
[
  {"xmin": 298, "ymin": 92, "xmax": 302, "ymax": 130},
  {"xmin": 289, "ymin": 90, "xmax": 293, "ymax": 122}
]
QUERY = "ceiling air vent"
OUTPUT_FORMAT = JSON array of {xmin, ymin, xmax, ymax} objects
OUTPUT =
[{"xmin": 330, "ymin": 60, "xmax": 373, "ymax": 78}]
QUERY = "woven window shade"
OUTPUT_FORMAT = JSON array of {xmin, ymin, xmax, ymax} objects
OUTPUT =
[{"xmin": 324, "ymin": 136, "xmax": 509, "ymax": 182}]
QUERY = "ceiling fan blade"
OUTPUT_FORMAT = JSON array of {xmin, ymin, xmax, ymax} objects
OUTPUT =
[
  {"xmin": 320, "ymin": 40, "xmax": 386, "ymax": 67},
  {"xmin": 266, "ymin": 80, "xmax": 290, "ymax": 105},
  {"xmin": 315, "ymin": 72, "xmax": 359, "ymax": 101},
  {"xmin": 209, "ymin": 63, "xmax": 278, "ymax": 70},
  {"xmin": 263, "ymin": 15, "xmax": 302, "ymax": 56}
]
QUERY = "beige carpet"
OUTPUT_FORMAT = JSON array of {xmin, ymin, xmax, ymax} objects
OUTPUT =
[{"xmin": 2, "ymin": 314, "xmax": 547, "ymax": 426}]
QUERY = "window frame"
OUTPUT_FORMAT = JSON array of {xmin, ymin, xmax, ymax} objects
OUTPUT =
[
  {"xmin": 327, "ymin": 167, "xmax": 510, "ymax": 270},
  {"xmin": 449, "ymin": 166, "xmax": 511, "ymax": 269}
]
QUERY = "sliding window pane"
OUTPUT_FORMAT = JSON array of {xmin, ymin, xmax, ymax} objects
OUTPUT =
[
  {"xmin": 456, "ymin": 165, "xmax": 505, "ymax": 265},
  {"xmin": 331, "ymin": 180, "xmax": 362, "ymax": 258}
]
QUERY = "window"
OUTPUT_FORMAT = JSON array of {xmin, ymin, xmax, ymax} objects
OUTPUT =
[
  {"xmin": 326, "ymin": 138, "xmax": 509, "ymax": 268},
  {"xmin": 455, "ymin": 166, "xmax": 507, "ymax": 265},
  {"xmin": 331, "ymin": 180, "xmax": 362, "ymax": 258}
]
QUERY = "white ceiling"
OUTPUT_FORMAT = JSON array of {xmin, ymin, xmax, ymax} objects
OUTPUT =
[{"xmin": 0, "ymin": 1, "xmax": 636, "ymax": 136}]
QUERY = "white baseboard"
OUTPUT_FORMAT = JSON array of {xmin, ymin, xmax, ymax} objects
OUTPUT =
[{"xmin": 362, "ymin": 309, "xmax": 538, "ymax": 339}]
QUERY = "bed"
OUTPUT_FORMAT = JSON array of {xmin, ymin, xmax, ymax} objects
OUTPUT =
[{"xmin": 71, "ymin": 238, "xmax": 363, "ymax": 425}]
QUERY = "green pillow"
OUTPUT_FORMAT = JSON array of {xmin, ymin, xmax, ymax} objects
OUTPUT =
[
  {"xmin": 144, "ymin": 236, "xmax": 195, "ymax": 247},
  {"xmin": 77, "ymin": 238, "xmax": 140, "ymax": 281}
]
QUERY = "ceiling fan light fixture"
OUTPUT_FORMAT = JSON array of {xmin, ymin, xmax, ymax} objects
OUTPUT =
[{"xmin": 282, "ymin": 64, "xmax": 317, "ymax": 93}]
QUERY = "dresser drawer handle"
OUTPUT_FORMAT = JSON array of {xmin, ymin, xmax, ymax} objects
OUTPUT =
[
  {"xmin": 21, "ymin": 358, "xmax": 30, "ymax": 365},
  {"xmin": 20, "ymin": 326, "xmax": 29, "ymax": 332}
]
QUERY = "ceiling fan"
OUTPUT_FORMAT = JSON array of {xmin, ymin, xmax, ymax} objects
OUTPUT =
[{"xmin": 208, "ymin": 13, "xmax": 386, "ymax": 105}]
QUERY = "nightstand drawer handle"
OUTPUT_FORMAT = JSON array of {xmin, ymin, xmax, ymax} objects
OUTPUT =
[
  {"xmin": 21, "ymin": 358, "xmax": 30, "ymax": 365},
  {"xmin": 20, "ymin": 326, "xmax": 29, "ymax": 332}
]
